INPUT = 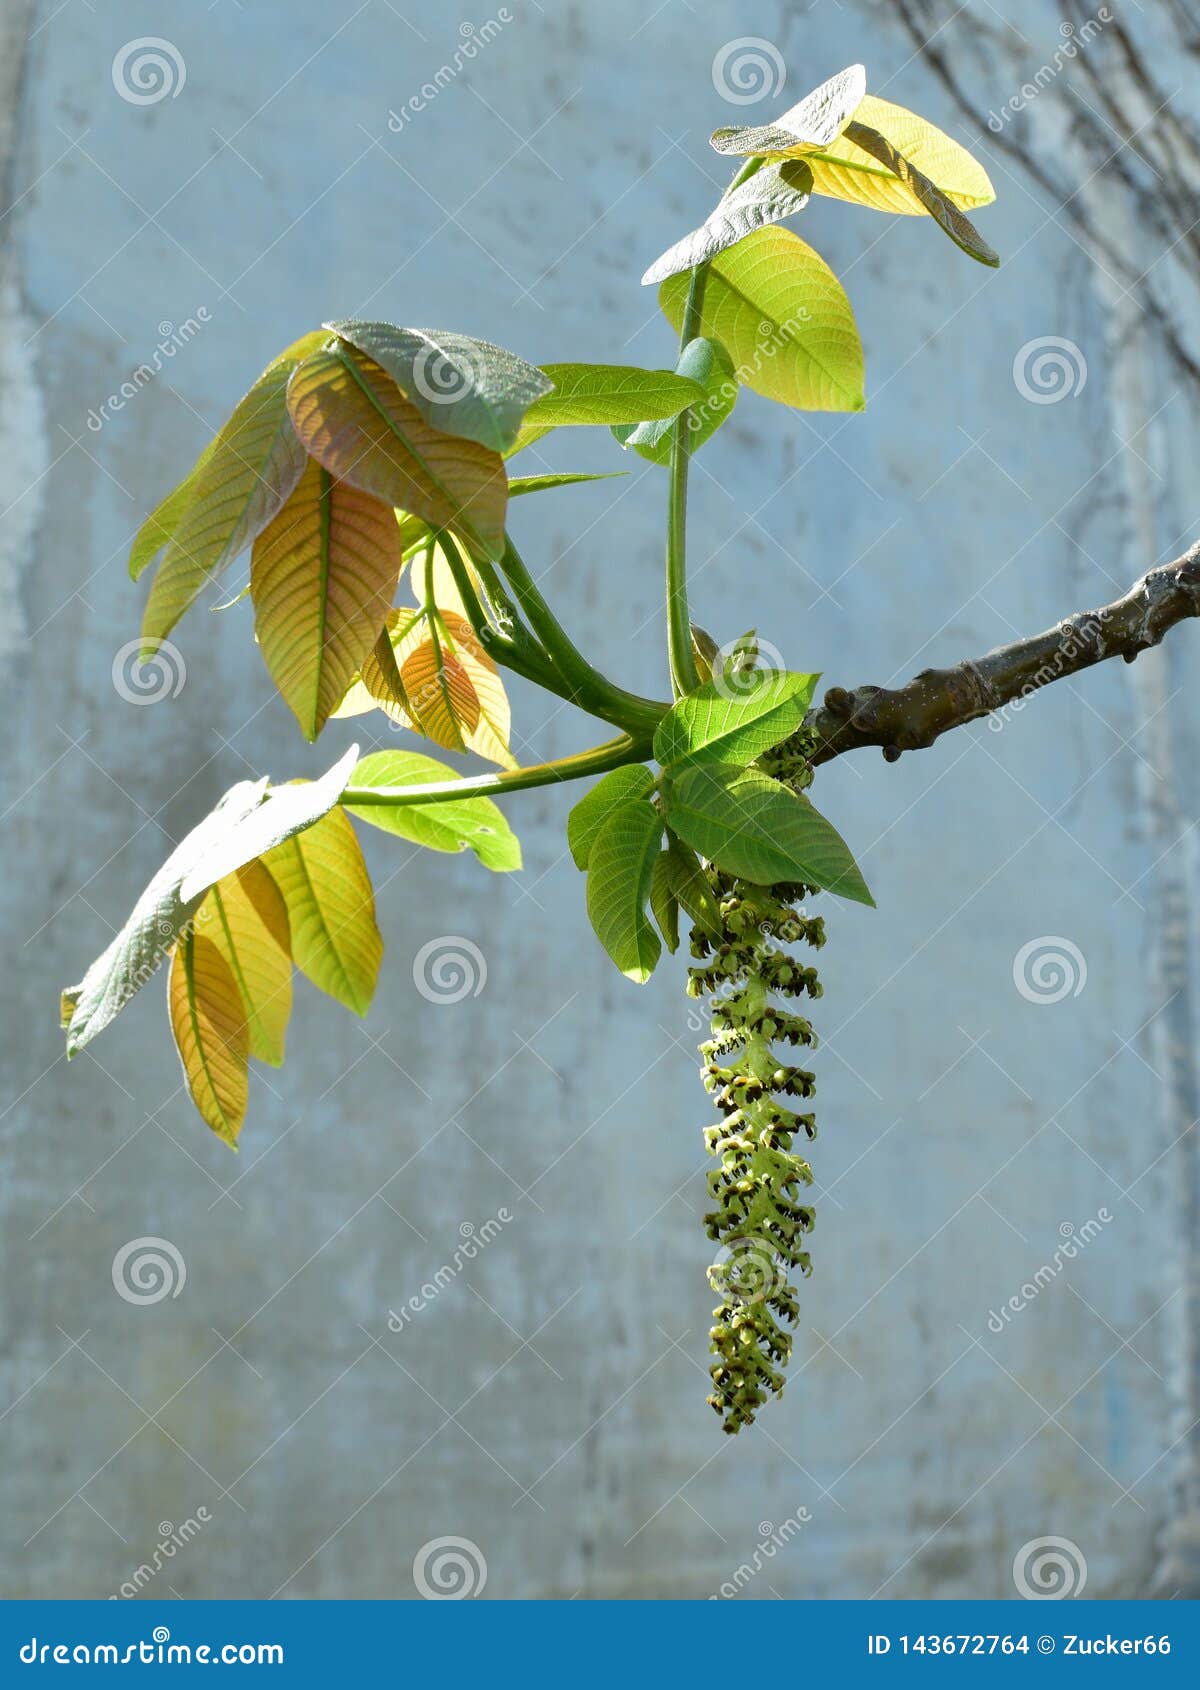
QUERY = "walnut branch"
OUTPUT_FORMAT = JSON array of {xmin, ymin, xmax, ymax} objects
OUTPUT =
[{"xmin": 807, "ymin": 543, "xmax": 1200, "ymax": 766}]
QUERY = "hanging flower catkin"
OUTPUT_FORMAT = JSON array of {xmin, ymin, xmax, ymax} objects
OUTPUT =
[{"xmin": 686, "ymin": 727, "xmax": 827, "ymax": 1433}]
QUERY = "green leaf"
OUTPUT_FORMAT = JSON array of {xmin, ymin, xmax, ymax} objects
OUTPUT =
[
  {"xmin": 128, "ymin": 433, "xmax": 220, "ymax": 581},
  {"xmin": 61, "ymin": 777, "xmax": 269, "ymax": 1055},
  {"xmin": 585, "ymin": 799, "xmax": 663, "ymax": 983},
  {"xmin": 612, "ymin": 338, "xmax": 737, "ymax": 467},
  {"xmin": 324, "ymin": 321, "xmax": 552, "ymax": 454},
  {"xmin": 662, "ymin": 763, "xmax": 874, "ymax": 905},
  {"xmin": 139, "ymin": 331, "xmax": 329, "ymax": 653},
  {"xmin": 641, "ymin": 161, "xmax": 814, "ymax": 286},
  {"xmin": 286, "ymin": 340, "xmax": 508, "ymax": 560},
  {"xmin": 262, "ymin": 807, "xmax": 382, "ymax": 1016},
  {"xmin": 345, "ymin": 750, "xmax": 522, "ymax": 872},
  {"xmin": 710, "ymin": 64, "xmax": 867, "ymax": 159},
  {"xmin": 251, "ymin": 459, "xmax": 404, "ymax": 741},
  {"xmin": 653, "ymin": 671, "xmax": 819, "ymax": 771},
  {"xmin": 512, "ymin": 363, "xmax": 707, "ymax": 452},
  {"xmin": 659, "ymin": 227, "xmax": 864, "ymax": 412},
  {"xmin": 508, "ymin": 470, "xmax": 627, "ymax": 494},
  {"xmin": 839, "ymin": 120, "xmax": 998, "ymax": 266},
  {"xmin": 566, "ymin": 765, "xmax": 656, "ymax": 870},
  {"xmin": 801, "ymin": 95, "xmax": 995, "ymax": 215},
  {"xmin": 663, "ymin": 835, "xmax": 723, "ymax": 941},
  {"xmin": 649, "ymin": 850, "xmax": 680, "ymax": 954},
  {"xmin": 178, "ymin": 745, "xmax": 360, "ymax": 902}
]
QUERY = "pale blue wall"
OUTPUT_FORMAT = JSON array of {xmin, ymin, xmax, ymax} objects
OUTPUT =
[{"xmin": 1, "ymin": 0, "xmax": 1194, "ymax": 1599}]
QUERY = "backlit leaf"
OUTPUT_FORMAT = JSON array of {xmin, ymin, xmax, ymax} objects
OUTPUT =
[
  {"xmin": 179, "ymin": 745, "xmax": 360, "ymax": 902},
  {"xmin": 262, "ymin": 807, "xmax": 382, "ymax": 1015},
  {"xmin": 641, "ymin": 161, "xmax": 814, "ymax": 286},
  {"xmin": 286, "ymin": 341, "xmax": 508, "ymax": 559},
  {"xmin": 511, "ymin": 363, "xmax": 706, "ymax": 453},
  {"xmin": 325, "ymin": 321, "xmax": 552, "ymax": 454},
  {"xmin": 838, "ymin": 119, "xmax": 998, "ymax": 264},
  {"xmin": 251, "ymin": 459, "xmax": 404, "ymax": 741},
  {"xmin": 710, "ymin": 64, "xmax": 867, "ymax": 158},
  {"xmin": 200, "ymin": 860, "xmax": 292, "ymax": 1067},
  {"xmin": 805, "ymin": 96, "xmax": 995, "ymax": 214},
  {"xmin": 61, "ymin": 777, "xmax": 268, "ymax": 1055},
  {"xmin": 663, "ymin": 762, "xmax": 873, "ymax": 905},
  {"xmin": 168, "ymin": 930, "xmax": 249, "ymax": 1148},
  {"xmin": 345, "ymin": 750, "xmax": 522, "ymax": 872},
  {"xmin": 659, "ymin": 227, "xmax": 864, "ymax": 412},
  {"xmin": 585, "ymin": 798, "xmax": 664, "ymax": 983},
  {"xmin": 663, "ymin": 835, "xmax": 723, "ymax": 941},
  {"xmin": 567, "ymin": 765, "xmax": 656, "ymax": 870},
  {"xmin": 139, "ymin": 331, "xmax": 327, "ymax": 652}
]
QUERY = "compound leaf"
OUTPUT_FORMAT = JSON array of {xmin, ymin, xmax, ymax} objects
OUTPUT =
[
  {"xmin": 200, "ymin": 860, "xmax": 292, "ymax": 1067},
  {"xmin": 287, "ymin": 341, "xmax": 508, "ymax": 559},
  {"xmin": 654, "ymin": 671, "xmax": 819, "ymax": 771},
  {"xmin": 168, "ymin": 930, "xmax": 249, "ymax": 1148},
  {"xmin": 262, "ymin": 807, "xmax": 382, "ymax": 1016},
  {"xmin": 511, "ymin": 363, "xmax": 706, "ymax": 452}
]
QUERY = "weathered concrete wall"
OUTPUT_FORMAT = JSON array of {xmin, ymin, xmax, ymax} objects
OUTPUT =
[{"xmin": 1, "ymin": 0, "xmax": 1195, "ymax": 1599}]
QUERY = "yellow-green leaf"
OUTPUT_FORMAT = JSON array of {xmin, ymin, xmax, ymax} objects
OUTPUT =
[
  {"xmin": 262, "ymin": 807, "xmax": 381, "ymax": 1016},
  {"xmin": 139, "ymin": 331, "xmax": 327, "ymax": 653},
  {"xmin": 838, "ymin": 118, "xmax": 997, "ymax": 265},
  {"xmin": 251, "ymin": 458, "xmax": 403, "ymax": 741},
  {"xmin": 200, "ymin": 860, "xmax": 292, "ymax": 1067},
  {"xmin": 804, "ymin": 96, "xmax": 996, "ymax": 214},
  {"xmin": 659, "ymin": 227, "xmax": 864, "ymax": 412},
  {"xmin": 286, "ymin": 341, "xmax": 508, "ymax": 560},
  {"xmin": 168, "ymin": 930, "xmax": 249, "ymax": 1148}
]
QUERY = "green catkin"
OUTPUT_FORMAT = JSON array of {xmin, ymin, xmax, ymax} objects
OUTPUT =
[{"xmin": 687, "ymin": 726, "xmax": 826, "ymax": 1434}]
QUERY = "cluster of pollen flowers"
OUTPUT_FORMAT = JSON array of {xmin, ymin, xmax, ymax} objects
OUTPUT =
[{"xmin": 686, "ymin": 730, "xmax": 827, "ymax": 1432}]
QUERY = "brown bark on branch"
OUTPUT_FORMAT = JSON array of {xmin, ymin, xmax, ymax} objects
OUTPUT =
[{"xmin": 807, "ymin": 542, "xmax": 1200, "ymax": 766}]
